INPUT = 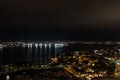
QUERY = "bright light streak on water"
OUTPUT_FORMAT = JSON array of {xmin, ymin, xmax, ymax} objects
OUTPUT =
[
  {"xmin": 35, "ymin": 44, "xmax": 38, "ymax": 63},
  {"xmin": 44, "ymin": 44, "xmax": 47, "ymax": 64},
  {"xmin": 49, "ymin": 44, "xmax": 51, "ymax": 50},
  {"xmin": 45, "ymin": 44, "xmax": 47, "ymax": 53},
  {"xmin": 55, "ymin": 43, "xmax": 64, "ymax": 57},
  {"xmin": 48, "ymin": 44, "xmax": 51, "ymax": 60},
  {"xmin": 39, "ymin": 45, "xmax": 42, "ymax": 64},
  {"xmin": 35, "ymin": 43, "xmax": 38, "ymax": 48},
  {"xmin": 28, "ymin": 43, "xmax": 32, "ymax": 62},
  {"xmin": 28, "ymin": 43, "xmax": 30, "ymax": 47},
  {"xmin": 39, "ymin": 43, "xmax": 42, "ymax": 47},
  {"xmin": 49, "ymin": 44, "xmax": 51, "ymax": 47},
  {"xmin": 55, "ymin": 44, "xmax": 63, "ymax": 55},
  {"xmin": 45, "ymin": 44, "xmax": 47, "ymax": 47},
  {"xmin": 39, "ymin": 44, "xmax": 42, "ymax": 53},
  {"xmin": 28, "ymin": 43, "xmax": 32, "ymax": 48}
]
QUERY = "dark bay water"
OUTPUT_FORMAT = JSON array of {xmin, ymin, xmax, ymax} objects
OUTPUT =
[{"xmin": 0, "ymin": 44, "xmax": 63, "ymax": 64}]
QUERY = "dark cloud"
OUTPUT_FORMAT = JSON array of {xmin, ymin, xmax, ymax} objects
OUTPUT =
[
  {"xmin": 0, "ymin": 0, "xmax": 120, "ymax": 40},
  {"xmin": 1, "ymin": 0, "xmax": 120, "ymax": 27}
]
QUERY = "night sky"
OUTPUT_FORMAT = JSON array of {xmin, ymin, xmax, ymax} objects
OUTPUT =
[{"xmin": 1, "ymin": 0, "xmax": 120, "ymax": 40}]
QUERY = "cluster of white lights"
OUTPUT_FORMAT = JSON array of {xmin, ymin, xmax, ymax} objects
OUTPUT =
[
  {"xmin": 35, "ymin": 43, "xmax": 38, "ymax": 47},
  {"xmin": 27, "ymin": 43, "xmax": 64, "ymax": 48},
  {"xmin": 39, "ymin": 43, "xmax": 42, "ymax": 46},
  {"xmin": 44, "ymin": 44, "xmax": 47, "ymax": 46},
  {"xmin": 55, "ymin": 43, "xmax": 64, "ymax": 46},
  {"xmin": 28, "ymin": 43, "xmax": 32, "ymax": 47},
  {"xmin": 49, "ymin": 44, "xmax": 51, "ymax": 46}
]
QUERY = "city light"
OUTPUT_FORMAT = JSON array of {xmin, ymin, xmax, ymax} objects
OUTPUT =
[
  {"xmin": 49, "ymin": 44, "xmax": 51, "ymax": 47},
  {"xmin": 28, "ymin": 43, "xmax": 32, "ymax": 48},
  {"xmin": 39, "ymin": 43, "xmax": 42, "ymax": 47},
  {"xmin": 45, "ymin": 43, "xmax": 47, "ymax": 46},
  {"xmin": 35, "ymin": 43, "xmax": 38, "ymax": 47},
  {"xmin": 6, "ymin": 75, "xmax": 10, "ymax": 80},
  {"xmin": 55, "ymin": 43, "xmax": 64, "ymax": 47}
]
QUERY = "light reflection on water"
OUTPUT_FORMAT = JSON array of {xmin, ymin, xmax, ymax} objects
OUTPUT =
[{"xmin": 0, "ymin": 43, "xmax": 64, "ymax": 64}]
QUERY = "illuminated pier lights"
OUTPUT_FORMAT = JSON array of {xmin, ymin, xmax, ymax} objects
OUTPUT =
[
  {"xmin": 40, "ymin": 43, "xmax": 64, "ymax": 64},
  {"xmin": 26, "ymin": 43, "xmax": 64, "ymax": 64},
  {"xmin": 43, "ymin": 43, "xmax": 54, "ymax": 64},
  {"xmin": 34, "ymin": 43, "xmax": 53, "ymax": 64},
  {"xmin": 54, "ymin": 43, "xmax": 64, "ymax": 57},
  {"xmin": 27, "ymin": 43, "xmax": 33, "ymax": 62}
]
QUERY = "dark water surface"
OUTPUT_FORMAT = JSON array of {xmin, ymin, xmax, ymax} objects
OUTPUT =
[{"xmin": 0, "ymin": 44, "xmax": 63, "ymax": 64}]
